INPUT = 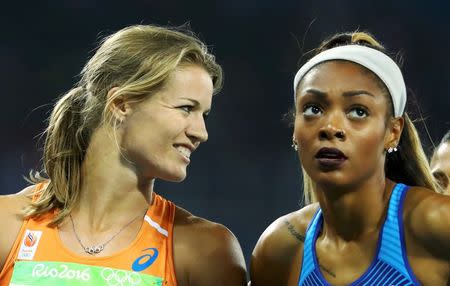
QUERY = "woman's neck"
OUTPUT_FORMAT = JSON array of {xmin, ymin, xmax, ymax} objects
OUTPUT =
[
  {"xmin": 315, "ymin": 176, "xmax": 395, "ymax": 242},
  {"xmin": 72, "ymin": 126, "xmax": 153, "ymax": 232}
]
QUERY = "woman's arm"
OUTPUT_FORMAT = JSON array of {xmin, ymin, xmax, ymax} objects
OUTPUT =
[
  {"xmin": 0, "ymin": 186, "xmax": 33, "ymax": 270},
  {"xmin": 189, "ymin": 223, "xmax": 247, "ymax": 286},
  {"xmin": 173, "ymin": 209, "xmax": 247, "ymax": 286},
  {"xmin": 250, "ymin": 204, "xmax": 318, "ymax": 286},
  {"xmin": 406, "ymin": 187, "xmax": 450, "ymax": 262},
  {"xmin": 250, "ymin": 217, "xmax": 298, "ymax": 286}
]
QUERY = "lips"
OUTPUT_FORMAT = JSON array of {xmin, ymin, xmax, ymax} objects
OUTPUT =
[
  {"xmin": 315, "ymin": 147, "xmax": 347, "ymax": 159},
  {"xmin": 315, "ymin": 147, "xmax": 347, "ymax": 168},
  {"xmin": 176, "ymin": 146, "xmax": 191, "ymax": 158},
  {"xmin": 174, "ymin": 144, "xmax": 195, "ymax": 162}
]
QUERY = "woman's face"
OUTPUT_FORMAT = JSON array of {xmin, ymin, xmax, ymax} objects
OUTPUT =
[
  {"xmin": 294, "ymin": 60, "xmax": 397, "ymax": 189},
  {"xmin": 119, "ymin": 65, "xmax": 214, "ymax": 182},
  {"xmin": 431, "ymin": 142, "xmax": 450, "ymax": 194}
]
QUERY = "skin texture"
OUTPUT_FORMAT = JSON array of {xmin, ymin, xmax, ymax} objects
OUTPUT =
[
  {"xmin": 431, "ymin": 142, "xmax": 450, "ymax": 194},
  {"xmin": 0, "ymin": 65, "xmax": 247, "ymax": 286},
  {"xmin": 250, "ymin": 61, "xmax": 450, "ymax": 286}
]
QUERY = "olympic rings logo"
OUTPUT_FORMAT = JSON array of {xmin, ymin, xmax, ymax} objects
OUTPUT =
[{"xmin": 100, "ymin": 268, "xmax": 142, "ymax": 286}]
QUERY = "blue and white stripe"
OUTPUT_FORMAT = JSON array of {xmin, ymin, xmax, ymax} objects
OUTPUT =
[{"xmin": 298, "ymin": 184, "xmax": 420, "ymax": 286}]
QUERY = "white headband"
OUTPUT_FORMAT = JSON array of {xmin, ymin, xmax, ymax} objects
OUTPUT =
[{"xmin": 293, "ymin": 45, "xmax": 406, "ymax": 117}]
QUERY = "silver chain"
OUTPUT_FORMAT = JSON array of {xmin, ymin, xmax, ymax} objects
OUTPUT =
[{"xmin": 69, "ymin": 211, "xmax": 145, "ymax": 255}]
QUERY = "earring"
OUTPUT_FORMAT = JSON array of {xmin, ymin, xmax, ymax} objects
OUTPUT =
[
  {"xmin": 292, "ymin": 140, "xmax": 299, "ymax": 151},
  {"xmin": 387, "ymin": 146, "xmax": 398, "ymax": 153}
]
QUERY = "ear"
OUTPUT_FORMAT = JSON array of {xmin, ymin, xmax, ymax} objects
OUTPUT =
[
  {"xmin": 384, "ymin": 116, "xmax": 404, "ymax": 149},
  {"xmin": 107, "ymin": 87, "xmax": 132, "ymax": 123}
]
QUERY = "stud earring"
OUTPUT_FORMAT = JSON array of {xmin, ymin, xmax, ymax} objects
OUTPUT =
[
  {"xmin": 292, "ymin": 140, "xmax": 299, "ymax": 151},
  {"xmin": 387, "ymin": 146, "xmax": 398, "ymax": 153}
]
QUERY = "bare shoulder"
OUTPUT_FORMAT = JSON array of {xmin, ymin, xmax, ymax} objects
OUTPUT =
[
  {"xmin": 0, "ymin": 185, "xmax": 34, "ymax": 269},
  {"xmin": 250, "ymin": 203, "xmax": 319, "ymax": 286},
  {"xmin": 404, "ymin": 186, "xmax": 450, "ymax": 262},
  {"xmin": 0, "ymin": 185, "xmax": 33, "ymax": 232},
  {"xmin": 174, "ymin": 206, "xmax": 244, "ymax": 257},
  {"xmin": 173, "ymin": 206, "xmax": 247, "ymax": 286},
  {"xmin": 254, "ymin": 202, "xmax": 319, "ymax": 254}
]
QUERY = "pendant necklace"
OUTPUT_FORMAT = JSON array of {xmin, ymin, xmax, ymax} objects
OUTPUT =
[{"xmin": 69, "ymin": 211, "xmax": 145, "ymax": 255}]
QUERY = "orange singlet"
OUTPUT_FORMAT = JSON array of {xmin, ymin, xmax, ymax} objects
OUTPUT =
[{"xmin": 0, "ymin": 185, "xmax": 178, "ymax": 286}]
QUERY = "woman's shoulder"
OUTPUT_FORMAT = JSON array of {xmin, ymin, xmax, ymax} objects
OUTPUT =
[
  {"xmin": 0, "ymin": 185, "xmax": 33, "ymax": 204},
  {"xmin": 0, "ymin": 185, "xmax": 34, "ymax": 270},
  {"xmin": 255, "ymin": 202, "xmax": 320, "ymax": 250},
  {"xmin": 249, "ymin": 203, "xmax": 319, "ymax": 286},
  {"xmin": 173, "ymin": 206, "xmax": 247, "ymax": 286},
  {"xmin": 403, "ymin": 185, "xmax": 450, "ymax": 263},
  {"xmin": 173, "ymin": 205, "xmax": 239, "ymax": 242},
  {"xmin": 403, "ymin": 185, "xmax": 450, "ymax": 225},
  {"xmin": 0, "ymin": 184, "xmax": 34, "ymax": 230}
]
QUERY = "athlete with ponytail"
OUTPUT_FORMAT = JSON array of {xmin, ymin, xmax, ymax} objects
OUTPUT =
[
  {"xmin": 0, "ymin": 25, "xmax": 247, "ymax": 286},
  {"xmin": 250, "ymin": 31, "xmax": 450, "ymax": 285}
]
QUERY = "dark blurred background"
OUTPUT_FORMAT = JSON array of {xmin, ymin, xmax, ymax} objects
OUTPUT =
[{"xmin": 1, "ymin": 0, "xmax": 449, "ymax": 269}]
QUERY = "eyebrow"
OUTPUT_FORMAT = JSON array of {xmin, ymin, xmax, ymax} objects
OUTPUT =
[
  {"xmin": 342, "ymin": 90, "xmax": 375, "ymax": 98},
  {"xmin": 304, "ymin": 89, "xmax": 375, "ymax": 98}
]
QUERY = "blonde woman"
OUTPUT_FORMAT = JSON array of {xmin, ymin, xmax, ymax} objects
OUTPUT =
[
  {"xmin": 251, "ymin": 32, "xmax": 450, "ymax": 285},
  {"xmin": 0, "ymin": 25, "xmax": 247, "ymax": 286}
]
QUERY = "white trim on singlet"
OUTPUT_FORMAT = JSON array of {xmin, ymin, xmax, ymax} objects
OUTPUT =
[{"xmin": 144, "ymin": 215, "xmax": 169, "ymax": 237}]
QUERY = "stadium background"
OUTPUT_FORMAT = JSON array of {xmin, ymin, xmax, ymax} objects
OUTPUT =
[{"xmin": 1, "ymin": 0, "xmax": 449, "ymax": 268}]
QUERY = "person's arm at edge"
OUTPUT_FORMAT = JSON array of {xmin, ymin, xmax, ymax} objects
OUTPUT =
[
  {"xmin": 250, "ymin": 203, "xmax": 319, "ymax": 286},
  {"xmin": 406, "ymin": 186, "xmax": 450, "ymax": 262},
  {"xmin": 185, "ymin": 220, "xmax": 247, "ymax": 286},
  {"xmin": 250, "ymin": 215, "xmax": 295, "ymax": 286},
  {"xmin": 0, "ymin": 185, "xmax": 34, "ymax": 270}
]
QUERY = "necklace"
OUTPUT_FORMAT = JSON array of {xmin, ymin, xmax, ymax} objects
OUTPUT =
[{"xmin": 69, "ymin": 211, "xmax": 145, "ymax": 255}]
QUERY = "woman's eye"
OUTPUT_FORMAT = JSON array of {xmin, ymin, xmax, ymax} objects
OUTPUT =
[
  {"xmin": 348, "ymin": 107, "xmax": 368, "ymax": 119},
  {"xmin": 433, "ymin": 170, "xmax": 449, "ymax": 190},
  {"xmin": 179, "ymin": 106, "xmax": 193, "ymax": 113},
  {"xmin": 303, "ymin": 105, "xmax": 322, "ymax": 116}
]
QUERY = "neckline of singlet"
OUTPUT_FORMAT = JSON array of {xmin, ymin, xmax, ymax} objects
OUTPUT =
[
  {"xmin": 50, "ymin": 195, "xmax": 165, "ymax": 261},
  {"xmin": 303, "ymin": 183, "xmax": 421, "ymax": 286}
]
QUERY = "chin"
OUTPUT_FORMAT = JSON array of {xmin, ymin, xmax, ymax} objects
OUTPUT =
[
  {"xmin": 159, "ymin": 169, "xmax": 187, "ymax": 182},
  {"xmin": 166, "ymin": 175, "xmax": 186, "ymax": 183},
  {"xmin": 310, "ymin": 170, "xmax": 350, "ymax": 187}
]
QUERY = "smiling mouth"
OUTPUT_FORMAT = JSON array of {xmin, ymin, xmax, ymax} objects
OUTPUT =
[{"xmin": 175, "ymin": 145, "xmax": 192, "ymax": 161}]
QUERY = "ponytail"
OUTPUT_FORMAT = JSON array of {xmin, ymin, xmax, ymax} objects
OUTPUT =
[
  {"xmin": 386, "ymin": 113, "xmax": 441, "ymax": 193},
  {"xmin": 23, "ymin": 25, "xmax": 223, "ymax": 225},
  {"xmin": 25, "ymin": 86, "xmax": 89, "ymax": 225}
]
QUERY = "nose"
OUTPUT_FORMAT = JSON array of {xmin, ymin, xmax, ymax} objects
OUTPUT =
[
  {"xmin": 187, "ymin": 115, "xmax": 208, "ymax": 144},
  {"xmin": 319, "ymin": 112, "xmax": 346, "ymax": 141}
]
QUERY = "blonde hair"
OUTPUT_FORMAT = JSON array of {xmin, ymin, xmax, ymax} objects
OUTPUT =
[
  {"xmin": 25, "ymin": 25, "xmax": 223, "ymax": 225},
  {"xmin": 299, "ymin": 31, "xmax": 440, "ymax": 205},
  {"xmin": 431, "ymin": 130, "xmax": 450, "ymax": 192}
]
